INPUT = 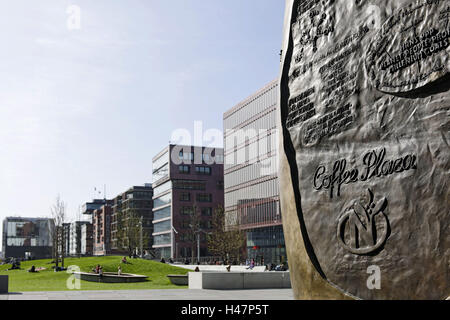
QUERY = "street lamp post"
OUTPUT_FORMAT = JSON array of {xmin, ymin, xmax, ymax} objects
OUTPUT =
[
  {"xmin": 197, "ymin": 232, "xmax": 200, "ymax": 263},
  {"xmin": 172, "ymin": 226, "xmax": 178, "ymax": 260},
  {"xmin": 139, "ymin": 216, "xmax": 143, "ymax": 258}
]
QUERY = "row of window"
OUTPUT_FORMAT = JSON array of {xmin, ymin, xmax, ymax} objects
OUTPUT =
[
  {"xmin": 180, "ymin": 206, "xmax": 213, "ymax": 216},
  {"xmin": 128, "ymin": 191, "xmax": 153, "ymax": 199},
  {"xmin": 178, "ymin": 165, "xmax": 212, "ymax": 175},
  {"xmin": 173, "ymin": 179, "xmax": 206, "ymax": 190},
  {"xmin": 179, "ymin": 233, "xmax": 208, "ymax": 242},
  {"xmin": 180, "ymin": 220, "xmax": 213, "ymax": 230},
  {"xmin": 179, "ymin": 192, "xmax": 213, "ymax": 202},
  {"xmin": 179, "ymin": 151, "xmax": 222, "ymax": 163}
]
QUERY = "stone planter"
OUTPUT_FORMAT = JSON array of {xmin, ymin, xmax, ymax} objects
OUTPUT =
[
  {"xmin": 167, "ymin": 274, "xmax": 188, "ymax": 286},
  {"xmin": 0, "ymin": 276, "xmax": 8, "ymax": 294},
  {"xmin": 74, "ymin": 272, "xmax": 147, "ymax": 283}
]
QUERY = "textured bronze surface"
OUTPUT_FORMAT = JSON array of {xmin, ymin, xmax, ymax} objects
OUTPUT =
[{"xmin": 279, "ymin": 0, "xmax": 449, "ymax": 300}]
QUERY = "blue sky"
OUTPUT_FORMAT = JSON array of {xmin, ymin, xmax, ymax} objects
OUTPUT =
[{"xmin": 0, "ymin": 0, "xmax": 284, "ymax": 248}]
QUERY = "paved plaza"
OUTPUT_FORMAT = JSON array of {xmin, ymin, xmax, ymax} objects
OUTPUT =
[{"xmin": 0, "ymin": 288, "xmax": 294, "ymax": 300}]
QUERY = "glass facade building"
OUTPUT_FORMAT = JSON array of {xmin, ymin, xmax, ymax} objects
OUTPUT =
[
  {"xmin": 2, "ymin": 217, "xmax": 54, "ymax": 259},
  {"xmin": 223, "ymin": 79, "xmax": 286, "ymax": 265}
]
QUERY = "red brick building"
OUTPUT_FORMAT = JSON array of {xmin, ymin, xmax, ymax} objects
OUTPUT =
[{"xmin": 92, "ymin": 200, "xmax": 114, "ymax": 256}]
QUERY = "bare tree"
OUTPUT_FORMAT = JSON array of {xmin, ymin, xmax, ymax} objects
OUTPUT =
[
  {"xmin": 207, "ymin": 206, "xmax": 246, "ymax": 264},
  {"xmin": 186, "ymin": 205, "xmax": 202, "ymax": 263},
  {"xmin": 116, "ymin": 209, "xmax": 149, "ymax": 256},
  {"xmin": 50, "ymin": 195, "xmax": 66, "ymax": 269}
]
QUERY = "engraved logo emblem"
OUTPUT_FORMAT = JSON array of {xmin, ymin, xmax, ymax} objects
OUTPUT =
[{"xmin": 337, "ymin": 189, "xmax": 389, "ymax": 255}]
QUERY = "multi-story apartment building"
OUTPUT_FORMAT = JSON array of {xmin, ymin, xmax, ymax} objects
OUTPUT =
[
  {"xmin": 110, "ymin": 185, "xmax": 153, "ymax": 255},
  {"xmin": 80, "ymin": 223, "xmax": 93, "ymax": 256},
  {"xmin": 62, "ymin": 223, "xmax": 71, "ymax": 257},
  {"xmin": 2, "ymin": 217, "xmax": 54, "ymax": 260},
  {"xmin": 92, "ymin": 200, "xmax": 114, "ymax": 256},
  {"xmin": 81, "ymin": 199, "xmax": 108, "ymax": 223},
  {"xmin": 223, "ymin": 79, "xmax": 286, "ymax": 265},
  {"xmin": 69, "ymin": 221, "xmax": 92, "ymax": 256},
  {"xmin": 152, "ymin": 144, "xmax": 224, "ymax": 260}
]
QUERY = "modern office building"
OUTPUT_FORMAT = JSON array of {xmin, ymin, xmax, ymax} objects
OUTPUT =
[
  {"xmin": 110, "ymin": 185, "xmax": 153, "ymax": 255},
  {"xmin": 152, "ymin": 144, "xmax": 224, "ymax": 260},
  {"xmin": 69, "ymin": 221, "xmax": 92, "ymax": 256},
  {"xmin": 223, "ymin": 79, "xmax": 285, "ymax": 265},
  {"xmin": 92, "ymin": 200, "xmax": 114, "ymax": 256},
  {"xmin": 1, "ymin": 217, "xmax": 54, "ymax": 260}
]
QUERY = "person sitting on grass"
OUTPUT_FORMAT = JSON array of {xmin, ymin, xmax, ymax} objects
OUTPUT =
[
  {"xmin": 9, "ymin": 260, "xmax": 20, "ymax": 270},
  {"xmin": 121, "ymin": 256, "xmax": 129, "ymax": 264},
  {"xmin": 28, "ymin": 265, "xmax": 37, "ymax": 273}
]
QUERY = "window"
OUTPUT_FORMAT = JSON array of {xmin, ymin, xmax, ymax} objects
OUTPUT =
[
  {"xmin": 200, "ymin": 220, "xmax": 212, "ymax": 230},
  {"xmin": 179, "ymin": 165, "xmax": 190, "ymax": 174},
  {"xmin": 195, "ymin": 166, "xmax": 211, "ymax": 175},
  {"xmin": 154, "ymin": 234, "xmax": 171, "ymax": 245},
  {"xmin": 181, "ymin": 220, "xmax": 191, "ymax": 229},
  {"xmin": 173, "ymin": 180, "xmax": 206, "ymax": 190},
  {"xmin": 217, "ymin": 181, "xmax": 224, "ymax": 190},
  {"xmin": 154, "ymin": 206, "xmax": 171, "ymax": 220},
  {"xmin": 154, "ymin": 220, "xmax": 171, "ymax": 233},
  {"xmin": 215, "ymin": 154, "xmax": 224, "ymax": 164},
  {"xmin": 179, "ymin": 151, "xmax": 194, "ymax": 161},
  {"xmin": 180, "ymin": 192, "xmax": 190, "ymax": 202},
  {"xmin": 154, "ymin": 193, "xmax": 171, "ymax": 208},
  {"xmin": 196, "ymin": 194, "xmax": 212, "ymax": 203},
  {"xmin": 201, "ymin": 207, "xmax": 213, "ymax": 216},
  {"xmin": 154, "ymin": 180, "xmax": 172, "ymax": 196},
  {"xmin": 202, "ymin": 153, "xmax": 211, "ymax": 162},
  {"xmin": 153, "ymin": 163, "xmax": 169, "ymax": 183},
  {"xmin": 181, "ymin": 206, "xmax": 194, "ymax": 215}
]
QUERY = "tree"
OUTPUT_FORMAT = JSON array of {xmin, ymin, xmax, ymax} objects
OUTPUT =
[
  {"xmin": 207, "ymin": 206, "xmax": 246, "ymax": 264},
  {"xmin": 116, "ymin": 209, "xmax": 149, "ymax": 256},
  {"xmin": 50, "ymin": 195, "xmax": 66, "ymax": 269},
  {"xmin": 185, "ymin": 205, "xmax": 202, "ymax": 262}
]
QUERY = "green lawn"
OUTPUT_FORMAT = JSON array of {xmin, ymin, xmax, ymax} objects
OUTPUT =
[{"xmin": 0, "ymin": 256, "xmax": 189, "ymax": 292}]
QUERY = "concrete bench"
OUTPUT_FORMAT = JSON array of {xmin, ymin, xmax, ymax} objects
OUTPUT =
[
  {"xmin": 0, "ymin": 276, "xmax": 8, "ymax": 294},
  {"xmin": 170, "ymin": 264, "xmax": 267, "ymax": 273},
  {"xmin": 188, "ymin": 272, "xmax": 291, "ymax": 290}
]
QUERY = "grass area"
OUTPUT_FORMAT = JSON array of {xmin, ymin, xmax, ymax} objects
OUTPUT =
[{"xmin": 0, "ymin": 256, "xmax": 189, "ymax": 292}]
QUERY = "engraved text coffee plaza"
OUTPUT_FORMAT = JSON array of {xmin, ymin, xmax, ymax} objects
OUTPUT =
[{"xmin": 313, "ymin": 148, "xmax": 417, "ymax": 199}]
